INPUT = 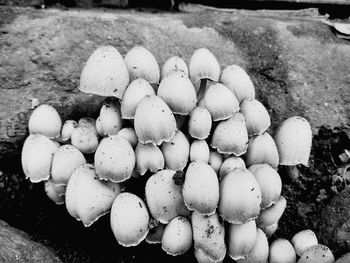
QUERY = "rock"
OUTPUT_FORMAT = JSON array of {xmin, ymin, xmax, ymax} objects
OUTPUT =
[{"xmin": 0, "ymin": 219, "xmax": 61, "ymax": 263}]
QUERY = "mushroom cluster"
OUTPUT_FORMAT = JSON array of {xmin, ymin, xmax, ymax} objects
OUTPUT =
[{"xmin": 21, "ymin": 45, "xmax": 336, "ymax": 262}]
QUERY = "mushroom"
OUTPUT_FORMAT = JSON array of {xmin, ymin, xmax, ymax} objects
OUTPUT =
[
  {"xmin": 60, "ymin": 120, "xmax": 78, "ymax": 142},
  {"xmin": 79, "ymin": 45, "xmax": 129, "ymax": 98},
  {"xmin": 161, "ymin": 130, "xmax": 190, "ymax": 171},
  {"xmin": 65, "ymin": 164, "xmax": 121, "ymax": 227},
  {"xmin": 219, "ymin": 65, "xmax": 255, "ymax": 102},
  {"xmin": 194, "ymin": 248, "xmax": 223, "ymax": 263},
  {"xmin": 182, "ymin": 161, "xmax": 219, "ymax": 215},
  {"xmin": 134, "ymin": 95, "xmax": 176, "ymax": 145},
  {"xmin": 135, "ymin": 142, "xmax": 164, "ymax": 175},
  {"xmin": 70, "ymin": 126, "xmax": 99, "ymax": 154},
  {"xmin": 44, "ymin": 179, "xmax": 66, "ymax": 205},
  {"xmin": 120, "ymin": 78, "xmax": 155, "ymax": 119},
  {"xmin": 269, "ymin": 238, "xmax": 297, "ymax": 263},
  {"xmin": 297, "ymin": 244, "xmax": 334, "ymax": 263},
  {"xmin": 190, "ymin": 140, "xmax": 210, "ymax": 163},
  {"xmin": 28, "ymin": 104, "xmax": 62, "ymax": 139},
  {"xmin": 188, "ymin": 106, "xmax": 212, "ymax": 140},
  {"xmin": 218, "ymin": 168, "xmax": 262, "ymax": 224},
  {"xmin": 145, "ymin": 169, "xmax": 190, "ymax": 224},
  {"xmin": 21, "ymin": 134, "xmax": 60, "ymax": 183},
  {"xmin": 124, "ymin": 46, "xmax": 160, "ymax": 88},
  {"xmin": 256, "ymin": 195, "xmax": 286, "ymax": 229},
  {"xmin": 260, "ymin": 222, "xmax": 278, "ymax": 237},
  {"xmin": 208, "ymin": 151, "xmax": 223, "ymax": 174},
  {"xmin": 157, "ymin": 70, "xmax": 197, "ymax": 115},
  {"xmin": 78, "ymin": 117, "xmax": 98, "ymax": 136},
  {"xmin": 51, "ymin": 145, "xmax": 86, "ymax": 185},
  {"xmin": 118, "ymin": 127, "xmax": 138, "ymax": 148},
  {"xmin": 219, "ymin": 157, "xmax": 246, "ymax": 180},
  {"xmin": 99, "ymin": 98, "xmax": 123, "ymax": 136},
  {"xmin": 275, "ymin": 116, "xmax": 312, "ymax": 166},
  {"xmin": 146, "ymin": 222, "xmax": 165, "ymax": 244},
  {"xmin": 110, "ymin": 192, "xmax": 150, "ymax": 247},
  {"xmin": 335, "ymin": 252, "xmax": 350, "ymax": 263},
  {"xmin": 227, "ymin": 220, "xmax": 258, "ymax": 261},
  {"xmin": 161, "ymin": 56, "xmax": 189, "ymax": 80},
  {"xmin": 211, "ymin": 113, "xmax": 249, "ymax": 156},
  {"xmin": 240, "ymin": 98, "xmax": 271, "ymax": 136},
  {"xmin": 95, "ymin": 135, "xmax": 135, "ymax": 183},
  {"xmin": 291, "ymin": 229, "xmax": 318, "ymax": 257},
  {"xmin": 161, "ymin": 216, "xmax": 192, "ymax": 256}
]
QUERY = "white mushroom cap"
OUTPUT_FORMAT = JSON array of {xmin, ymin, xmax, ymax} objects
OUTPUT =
[
  {"xmin": 256, "ymin": 195, "xmax": 287, "ymax": 228},
  {"xmin": 190, "ymin": 140, "xmax": 210, "ymax": 163},
  {"xmin": 121, "ymin": 78, "xmax": 155, "ymax": 119},
  {"xmin": 161, "ymin": 56, "xmax": 189, "ymax": 80},
  {"xmin": 188, "ymin": 106, "xmax": 212, "ymax": 140},
  {"xmin": 28, "ymin": 104, "xmax": 62, "ymax": 139},
  {"xmin": 70, "ymin": 126, "xmax": 99, "ymax": 154},
  {"xmin": 134, "ymin": 95, "xmax": 176, "ymax": 145},
  {"xmin": 95, "ymin": 135, "xmax": 135, "ymax": 183},
  {"xmin": 161, "ymin": 216, "xmax": 192, "ymax": 256},
  {"xmin": 135, "ymin": 142, "xmax": 164, "ymax": 175},
  {"xmin": 44, "ymin": 179, "xmax": 66, "ymax": 205},
  {"xmin": 145, "ymin": 169, "xmax": 190, "ymax": 224},
  {"xmin": 269, "ymin": 238, "xmax": 297, "ymax": 263},
  {"xmin": 275, "ymin": 116, "xmax": 312, "ymax": 166},
  {"xmin": 21, "ymin": 134, "xmax": 60, "ymax": 183},
  {"xmin": 219, "ymin": 157, "xmax": 246, "ymax": 180},
  {"xmin": 99, "ymin": 99, "xmax": 123, "ymax": 136},
  {"xmin": 297, "ymin": 244, "xmax": 334, "ymax": 263},
  {"xmin": 220, "ymin": 65, "xmax": 255, "ymax": 102},
  {"xmin": 79, "ymin": 46, "xmax": 129, "ymax": 98},
  {"xmin": 291, "ymin": 229, "xmax": 318, "ymax": 257},
  {"xmin": 208, "ymin": 151, "xmax": 223, "ymax": 174},
  {"xmin": 194, "ymin": 248, "xmax": 222, "ymax": 263},
  {"xmin": 124, "ymin": 46, "xmax": 160, "ymax": 85},
  {"xmin": 78, "ymin": 117, "xmax": 98, "ymax": 136},
  {"xmin": 65, "ymin": 164, "xmax": 121, "ymax": 227},
  {"xmin": 110, "ymin": 192, "xmax": 150, "ymax": 247},
  {"xmin": 261, "ymin": 222, "xmax": 279, "ymax": 237},
  {"xmin": 61, "ymin": 120, "xmax": 78, "ymax": 142},
  {"xmin": 118, "ymin": 127, "xmax": 138, "ymax": 148}
]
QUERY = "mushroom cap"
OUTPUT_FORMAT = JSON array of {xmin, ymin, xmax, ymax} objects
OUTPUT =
[
  {"xmin": 110, "ymin": 192, "xmax": 150, "ymax": 247},
  {"xmin": 135, "ymin": 142, "xmax": 164, "ymax": 175},
  {"xmin": 203, "ymin": 83, "xmax": 240, "ymax": 121},
  {"xmin": 157, "ymin": 70, "xmax": 197, "ymax": 115},
  {"xmin": 71, "ymin": 126, "xmax": 99, "ymax": 154},
  {"xmin": 78, "ymin": 117, "xmax": 98, "ymax": 136},
  {"xmin": 118, "ymin": 128, "xmax": 138, "ymax": 148},
  {"xmin": 269, "ymin": 238, "xmax": 297, "ymax": 263},
  {"xmin": 211, "ymin": 113, "xmax": 249, "ymax": 156},
  {"xmin": 256, "ymin": 195, "xmax": 287, "ymax": 228},
  {"xmin": 161, "ymin": 130, "xmax": 190, "ymax": 171},
  {"xmin": 219, "ymin": 157, "xmax": 246, "ymax": 180},
  {"xmin": 61, "ymin": 120, "xmax": 78, "ymax": 141},
  {"xmin": 146, "ymin": 222, "xmax": 165, "ymax": 244},
  {"xmin": 335, "ymin": 252, "xmax": 350, "ymax": 263},
  {"xmin": 190, "ymin": 140, "xmax": 210, "ymax": 163},
  {"xmin": 183, "ymin": 161, "xmax": 219, "ymax": 215},
  {"xmin": 134, "ymin": 95, "xmax": 177, "ymax": 145},
  {"xmin": 260, "ymin": 222, "xmax": 278, "ymax": 237},
  {"xmin": 248, "ymin": 164, "xmax": 282, "ymax": 209},
  {"xmin": 188, "ymin": 106, "xmax": 212, "ymax": 140},
  {"xmin": 220, "ymin": 65, "xmax": 255, "ymax": 102},
  {"xmin": 21, "ymin": 134, "xmax": 60, "ymax": 183},
  {"xmin": 44, "ymin": 179, "xmax": 66, "ymax": 205},
  {"xmin": 227, "ymin": 220, "xmax": 258, "ymax": 261},
  {"xmin": 99, "ymin": 99, "xmax": 123, "ymax": 136},
  {"xmin": 161, "ymin": 56, "xmax": 189, "ymax": 80},
  {"xmin": 79, "ymin": 45, "xmax": 129, "ymax": 98},
  {"xmin": 189, "ymin": 48, "xmax": 221, "ymax": 84},
  {"xmin": 297, "ymin": 245, "xmax": 334, "ymax": 263},
  {"xmin": 28, "ymin": 104, "xmax": 62, "ymax": 139},
  {"xmin": 95, "ymin": 135, "xmax": 135, "ymax": 183},
  {"xmin": 291, "ymin": 229, "xmax": 318, "ymax": 257},
  {"xmin": 194, "ymin": 248, "xmax": 222, "ymax": 263},
  {"xmin": 219, "ymin": 168, "xmax": 262, "ymax": 224},
  {"xmin": 65, "ymin": 164, "xmax": 121, "ymax": 227},
  {"xmin": 240, "ymin": 99, "xmax": 271, "ymax": 136},
  {"xmin": 145, "ymin": 169, "xmax": 190, "ymax": 224},
  {"xmin": 245, "ymin": 132, "xmax": 279, "ymax": 168},
  {"xmin": 208, "ymin": 151, "xmax": 223, "ymax": 174},
  {"xmin": 161, "ymin": 216, "xmax": 192, "ymax": 256},
  {"xmin": 124, "ymin": 46, "xmax": 160, "ymax": 85},
  {"xmin": 121, "ymin": 78, "xmax": 155, "ymax": 119},
  {"xmin": 51, "ymin": 144, "xmax": 86, "ymax": 185},
  {"xmin": 275, "ymin": 116, "xmax": 312, "ymax": 166}
]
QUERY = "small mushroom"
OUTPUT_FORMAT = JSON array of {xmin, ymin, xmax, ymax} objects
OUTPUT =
[
  {"xmin": 71, "ymin": 126, "xmax": 99, "ymax": 154},
  {"xmin": 261, "ymin": 222, "xmax": 278, "ymax": 237},
  {"xmin": 219, "ymin": 157, "xmax": 246, "ymax": 180},
  {"xmin": 146, "ymin": 222, "xmax": 165, "ymax": 244},
  {"xmin": 190, "ymin": 140, "xmax": 210, "ymax": 163},
  {"xmin": 256, "ymin": 195, "xmax": 286, "ymax": 229},
  {"xmin": 28, "ymin": 104, "xmax": 62, "ymax": 139},
  {"xmin": 110, "ymin": 192, "xmax": 150, "ymax": 247},
  {"xmin": 44, "ymin": 179, "xmax": 66, "ymax": 205},
  {"xmin": 118, "ymin": 127, "xmax": 138, "ymax": 148},
  {"xmin": 219, "ymin": 168, "xmax": 262, "ymax": 224},
  {"xmin": 269, "ymin": 238, "xmax": 296, "ymax": 263},
  {"xmin": 135, "ymin": 142, "xmax": 164, "ymax": 175},
  {"xmin": 134, "ymin": 95, "xmax": 176, "ymax": 145},
  {"xmin": 275, "ymin": 116, "xmax": 312, "ymax": 166},
  {"xmin": 291, "ymin": 229, "xmax": 318, "ymax": 257},
  {"xmin": 188, "ymin": 106, "xmax": 212, "ymax": 140},
  {"xmin": 220, "ymin": 65, "xmax": 255, "ymax": 102},
  {"xmin": 99, "ymin": 99, "xmax": 123, "ymax": 136},
  {"xmin": 194, "ymin": 248, "xmax": 222, "ymax": 263},
  {"xmin": 161, "ymin": 56, "xmax": 189, "ymax": 79},
  {"xmin": 95, "ymin": 135, "xmax": 135, "ymax": 183},
  {"xmin": 78, "ymin": 117, "xmax": 98, "ymax": 136},
  {"xmin": 61, "ymin": 120, "xmax": 78, "ymax": 142},
  {"xmin": 161, "ymin": 216, "xmax": 192, "ymax": 256},
  {"xmin": 297, "ymin": 244, "xmax": 334, "ymax": 263},
  {"xmin": 208, "ymin": 151, "xmax": 223, "ymax": 174},
  {"xmin": 79, "ymin": 45, "xmax": 129, "ymax": 98}
]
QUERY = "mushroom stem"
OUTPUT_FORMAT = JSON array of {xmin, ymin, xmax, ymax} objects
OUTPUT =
[{"xmin": 197, "ymin": 78, "xmax": 208, "ymax": 101}]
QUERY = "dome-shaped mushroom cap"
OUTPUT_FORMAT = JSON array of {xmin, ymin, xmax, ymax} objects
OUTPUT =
[
  {"xmin": 161, "ymin": 216, "xmax": 192, "ymax": 256},
  {"xmin": 51, "ymin": 145, "xmax": 86, "ymax": 185},
  {"xmin": 240, "ymin": 99, "xmax": 271, "ymax": 136},
  {"xmin": 157, "ymin": 70, "xmax": 197, "ymax": 115},
  {"xmin": 219, "ymin": 168, "xmax": 262, "ymax": 224},
  {"xmin": 291, "ymin": 229, "xmax": 318, "ymax": 257},
  {"xmin": 79, "ymin": 46, "xmax": 129, "ymax": 98},
  {"xmin": 219, "ymin": 157, "xmax": 246, "ymax": 180},
  {"xmin": 21, "ymin": 134, "xmax": 60, "ymax": 183},
  {"xmin": 269, "ymin": 238, "xmax": 296, "ymax": 263},
  {"xmin": 110, "ymin": 192, "xmax": 150, "ymax": 247},
  {"xmin": 135, "ymin": 143, "xmax": 164, "ymax": 175},
  {"xmin": 118, "ymin": 128, "xmax": 138, "ymax": 148},
  {"xmin": 78, "ymin": 117, "xmax": 98, "ymax": 136},
  {"xmin": 121, "ymin": 78, "xmax": 155, "ymax": 119},
  {"xmin": 161, "ymin": 56, "xmax": 189, "ymax": 80},
  {"xmin": 256, "ymin": 195, "xmax": 286, "ymax": 228},
  {"xmin": 188, "ymin": 106, "xmax": 212, "ymax": 140},
  {"xmin": 203, "ymin": 83, "xmax": 240, "ymax": 121},
  {"xmin": 189, "ymin": 48, "xmax": 221, "ymax": 84},
  {"xmin": 124, "ymin": 46, "xmax": 160, "ymax": 85},
  {"xmin": 194, "ymin": 248, "xmax": 223, "ymax": 263},
  {"xmin": 220, "ymin": 65, "xmax": 255, "ymax": 102},
  {"xmin": 45, "ymin": 179, "xmax": 66, "ymax": 205},
  {"xmin": 145, "ymin": 169, "xmax": 190, "ymax": 224},
  {"xmin": 65, "ymin": 164, "xmax": 121, "ymax": 227},
  {"xmin": 99, "ymin": 99, "xmax": 123, "ymax": 136},
  {"xmin": 275, "ymin": 116, "xmax": 312, "ymax": 166},
  {"xmin": 297, "ymin": 245, "xmax": 334, "ymax": 263},
  {"xmin": 211, "ymin": 113, "xmax": 249, "ymax": 156},
  {"xmin": 95, "ymin": 135, "xmax": 135, "ymax": 183},
  {"xmin": 71, "ymin": 126, "xmax": 99, "ymax": 154},
  {"xmin": 61, "ymin": 120, "xmax": 78, "ymax": 141},
  {"xmin": 335, "ymin": 252, "xmax": 350, "ymax": 263},
  {"xmin": 208, "ymin": 151, "xmax": 223, "ymax": 174},
  {"xmin": 190, "ymin": 140, "xmax": 210, "ymax": 163},
  {"xmin": 134, "ymin": 95, "xmax": 177, "ymax": 145},
  {"xmin": 28, "ymin": 104, "xmax": 62, "ymax": 139}
]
